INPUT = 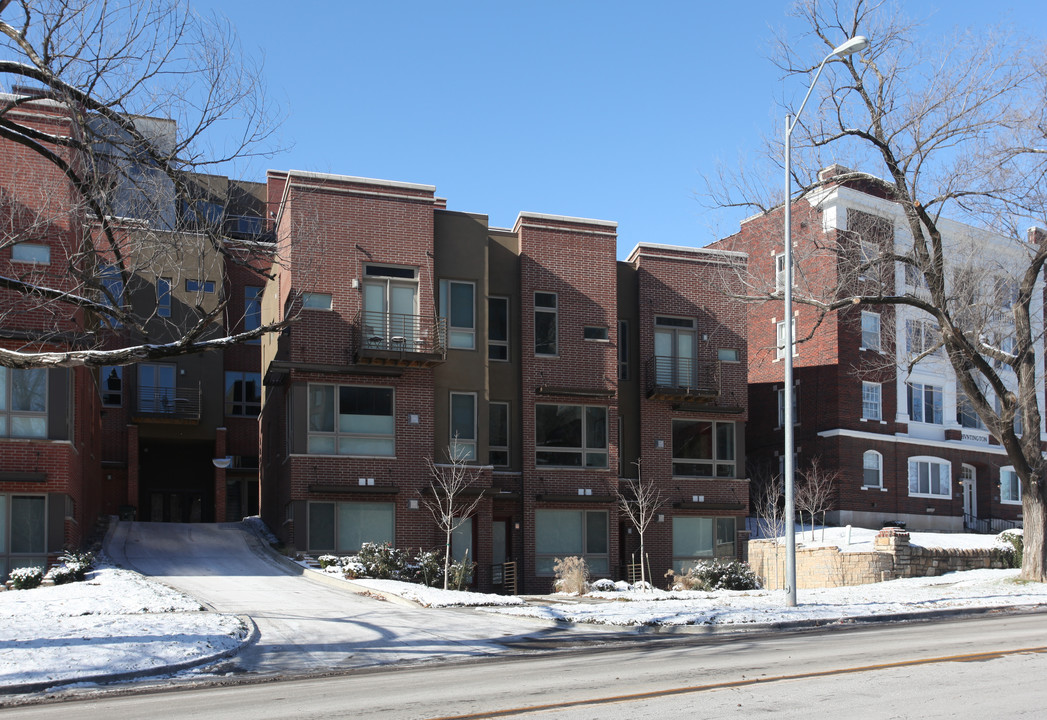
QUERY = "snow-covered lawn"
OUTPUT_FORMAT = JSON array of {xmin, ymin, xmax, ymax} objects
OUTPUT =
[
  {"xmin": 349, "ymin": 577, "xmax": 525, "ymax": 607},
  {"xmin": 0, "ymin": 565, "xmax": 248, "ymax": 691},
  {"xmin": 782, "ymin": 524, "xmax": 1016, "ymax": 552}
]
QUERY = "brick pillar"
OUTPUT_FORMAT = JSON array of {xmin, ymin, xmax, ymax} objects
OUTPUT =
[
  {"xmin": 214, "ymin": 427, "xmax": 227, "ymax": 523},
  {"xmin": 127, "ymin": 424, "xmax": 139, "ymax": 511}
]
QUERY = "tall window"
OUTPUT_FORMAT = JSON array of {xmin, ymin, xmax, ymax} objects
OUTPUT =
[
  {"xmin": 99, "ymin": 263, "xmax": 124, "ymax": 328},
  {"xmin": 156, "ymin": 277, "xmax": 172, "ymax": 318},
  {"xmin": 672, "ymin": 517, "xmax": 736, "ymax": 571},
  {"xmin": 1001, "ymin": 467, "xmax": 1021, "ymax": 504},
  {"xmin": 863, "ymin": 450, "xmax": 883, "ymax": 488},
  {"xmin": 488, "ymin": 296, "xmax": 509, "ymax": 360},
  {"xmin": 308, "ymin": 385, "xmax": 394, "ymax": 456},
  {"xmin": 907, "ymin": 382, "xmax": 943, "ymax": 424},
  {"xmin": 957, "ymin": 393, "xmax": 985, "ymax": 429},
  {"xmin": 906, "ymin": 318, "xmax": 940, "ymax": 355},
  {"xmin": 777, "ymin": 386, "xmax": 798, "ymax": 427},
  {"xmin": 654, "ymin": 316, "xmax": 696, "ymax": 386},
  {"xmin": 776, "ymin": 318, "xmax": 797, "ymax": 360},
  {"xmin": 534, "ymin": 509, "xmax": 608, "ymax": 575},
  {"xmin": 138, "ymin": 364, "xmax": 175, "ymax": 414},
  {"xmin": 0, "ymin": 367, "xmax": 47, "ymax": 438},
  {"xmin": 534, "ymin": 292, "xmax": 558, "ymax": 356},
  {"xmin": 861, "ymin": 312, "xmax": 881, "ymax": 351},
  {"xmin": 535, "ymin": 404, "xmax": 607, "ymax": 468},
  {"xmin": 245, "ymin": 286, "xmax": 263, "ymax": 343},
  {"xmin": 362, "ymin": 265, "xmax": 418, "ymax": 348},
  {"xmin": 908, "ymin": 457, "xmax": 951, "ymax": 498},
  {"xmin": 775, "ymin": 252, "xmax": 788, "ymax": 291},
  {"xmin": 862, "ymin": 382, "xmax": 882, "ymax": 421},
  {"xmin": 618, "ymin": 320, "xmax": 629, "ymax": 380},
  {"xmin": 100, "ymin": 366, "xmax": 123, "ymax": 407},
  {"xmin": 449, "ymin": 392, "xmax": 476, "ymax": 461},
  {"xmin": 488, "ymin": 402, "xmax": 509, "ymax": 467},
  {"xmin": 672, "ymin": 420, "xmax": 735, "ymax": 478},
  {"xmin": 307, "ymin": 501, "xmax": 395, "ymax": 554},
  {"xmin": 0, "ymin": 494, "xmax": 48, "ymax": 579},
  {"xmin": 225, "ymin": 372, "xmax": 261, "ymax": 417},
  {"xmin": 440, "ymin": 280, "xmax": 475, "ymax": 350}
]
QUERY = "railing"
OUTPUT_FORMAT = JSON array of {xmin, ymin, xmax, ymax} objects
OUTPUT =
[
  {"xmin": 964, "ymin": 513, "xmax": 1021, "ymax": 535},
  {"xmin": 646, "ymin": 356, "xmax": 720, "ymax": 398},
  {"xmin": 353, "ymin": 311, "xmax": 446, "ymax": 359},
  {"xmin": 136, "ymin": 384, "xmax": 202, "ymax": 420}
]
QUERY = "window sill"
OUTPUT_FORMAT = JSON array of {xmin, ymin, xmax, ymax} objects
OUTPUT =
[
  {"xmin": 1001, "ymin": 500, "xmax": 1022, "ymax": 506},
  {"xmin": 294, "ymin": 453, "xmax": 397, "ymax": 460},
  {"xmin": 859, "ymin": 417, "xmax": 886, "ymax": 424},
  {"xmin": 860, "ymin": 486, "xmax": 888, "ymax": 492},
  {"xmin": 907, "ymin": 493, "xmax": 950, "ymax": 500}
]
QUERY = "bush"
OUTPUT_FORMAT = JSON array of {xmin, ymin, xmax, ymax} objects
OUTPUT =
[
  {"xmin": 46, "ymin": 565, "xmax": 78, "ymax": 585},
  {"xmin": 10, "ymin": 566, "xmax": 44, "ymax": 590},
  {"xmin": 669, "ymin": 559, "xmax": 761, "ymax": 592},
  {"xmin": 553, "ymin": 556, "xmax": 589, "ymax": 595},
  {"xmin": 589, "ymin": 578, "xmax": 617, "ymax": 592},
  {"xmin": 356, "ymin": 542, "xmax": 410, "ymax": 580},
  {"xmin": 58, "ymin": 550, "xmax": 95, "ymax": 581},
  {"xmin": 317, "ymin": 554, "xmax": 340, "ymax": 569},
  {"xmin": 410, "ymin": 549, "xmax": 444, "ymax": 587},
  {"xmin": 998, "ymin": 529, "xmax": 1024, "ymax": 569}
]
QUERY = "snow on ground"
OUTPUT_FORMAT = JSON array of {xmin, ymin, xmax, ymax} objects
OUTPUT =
[
  {"xmin": 762, "ymin": 524, "xmax": 1015, "ymax": 553},
  {"xmin": 349, "ymin": 577, "xmax": 525, "ymax": 607},
  {"xmin": 0, "ymin": 565, "xmax": 248, "ymax": 690}
]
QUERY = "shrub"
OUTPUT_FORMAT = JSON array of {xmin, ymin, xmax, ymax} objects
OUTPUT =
[
  {"xmin": 317, "ymin": 554, "xmax": 340, "ymax": 569},
  {"xmin": 998, "ymin": 529, "xmax": 1024, "ymax": 569},
  {"xmin": 356, "ymin": 542, "xmax": 410, "ymax": 580},
  {"xmin": 58, "ymin": 550, "xmax": 94, "ymax": 581},
  {"xmin": 47, "ymin": 565, "xmax": 78, "ymax": 585},
  {"xmin": 589, "ymin": 578, "xmax": 617, "ymax": 592},
  {"xmin": 669, "ymin": 559, "xmax": 761, "ymax": 592},
  {"xmin": 411, "ymin": 549, "xmax": 444, "ymax": 587},
  {"xmin": 553, "ymin": 556, "xmax": 589, "ymax": 595},
  {"xmin": 10, "ymin": 566, "xmax": 44, "ymax": 590},
  {"xmin": 446, "ymin": 557, "xmax": 475, "ymax": 591}
]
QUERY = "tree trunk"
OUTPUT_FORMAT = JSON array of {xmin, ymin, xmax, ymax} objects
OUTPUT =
[
  {"xmin": 639, "ymin": 536, "xmax": 646, "ymax": 587},
  {"xmin": 443, "ymin": 529, "xmax": 451, "ymax": 590},
  {"xmin": 1021, "ymin": 478, "xmax": 1047, "ymax": 582}
]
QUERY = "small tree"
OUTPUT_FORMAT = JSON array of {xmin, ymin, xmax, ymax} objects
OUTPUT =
[
  {"xmin": 751, "ymin": 467, "xmax": 786, "ymax": 588},
  {"xmin": 422, "ymin": 440, "xmax": 483, "ymax": 590},
  {"xmin": 795, "ymin": 457, "xmax": 838, "ymax": 542},
  {"xmin": 612, "ymin": 460, "xmax": 665, "ymax": 589}
]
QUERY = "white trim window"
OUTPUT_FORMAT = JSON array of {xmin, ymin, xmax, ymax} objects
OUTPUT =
[
  {"xmin": 440, "ymin": 280, "xmax": 476, "ymax": 350},
  {"xmin": 449, "ymin": 391, "xmax": 477, "ymax": 461},
  {"xmin": 672, "ymin": 419, "xmax": 736, "ymax": 478},
  {"xmin": 1000, "ymin": 467, "xmax": 1022, "ymax": 504},
  {"xmin": 308, "ymin": 384, "xmax": 394, "ymax": 456},
  {"xmin": 534, "ymin": 292, "xmax": 558, "ymax": 356},
  {"xmin": 776, "ymin": 318, "xmax": 798, "ymax": 360},
  {"xmin": 907, "ymin": 456, "xmax": 951, "ymax": 498},
  {"xmin": 863, "ymin": 450, "xmax": 883, "ymax": 488},
  {"xmin": 906, "ymin": 318, "xmax": 940, "ymax": 355},
  {"xmin": 907, "ymin": 381, "xmax": 943, "ymax": 424},
  {"xmin": 0, "ymin": 367, "xmax": 47, "ymax": 438},
  {"xmin": 775, "ymin": 252, "xmax": 788, "ymax": 292},
  {"xmin": 535, "ymin": 403, "xmax": 607, "ymax": 468},
  {"xmin": 862, "ymin": 382, "xmax": 882, "ymax": 421},
  {"xmin": 861, "ymin": 311, "xmax": 881, "ymax": 351}
]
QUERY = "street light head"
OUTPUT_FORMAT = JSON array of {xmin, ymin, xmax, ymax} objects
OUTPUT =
[{"xmin": 832, "ymin": 35, "xmax": 869, "ymax": 57}]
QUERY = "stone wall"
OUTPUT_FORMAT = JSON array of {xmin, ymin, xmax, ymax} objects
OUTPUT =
[{"xmin": 749, "ymin": 528, "xmax": 1012, "ymax": 589}]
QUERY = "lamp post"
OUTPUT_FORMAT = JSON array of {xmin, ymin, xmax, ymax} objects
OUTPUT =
[{"xmin": 782, "ymin": 35, "xmax": 868, "ymax": 607}]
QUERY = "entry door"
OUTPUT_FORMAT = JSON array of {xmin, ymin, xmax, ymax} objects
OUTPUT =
[
  {"xmin": 961, "ymin": 464, "xmax": 977, "ymax": 521},
  {"xmin": 363, "ymin": 281, "xmax": 418, "ymax": 346},
  {"xmin": 654, "ymin": 323, "xmax": 695, "ymax": 386},
  {"xmin": 138, "ymin": 364, "xmax": 175, "ymax": 413}
]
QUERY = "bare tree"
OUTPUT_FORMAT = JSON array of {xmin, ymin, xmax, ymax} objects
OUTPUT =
[
  {"xmin": 423, "ymin": 441, "xmax": 484, "ymax": 591},
  {"xmin": 709, "ymin": 0, "xmax": 1047, "ymax": 582},
  {"xmin": 0, "ymin": 0, "xmax": 289, "ymax": 369},
  {"xmin": 796, "ymin": 457, "xmax": 838, "ymax": 542},
  {"xmin": 750, "ymin": 467, "xmax": 786, "ymax": 588},
  {"xmin": 612, "ymin": 460, "xmax": 665, "ymax": 588}
]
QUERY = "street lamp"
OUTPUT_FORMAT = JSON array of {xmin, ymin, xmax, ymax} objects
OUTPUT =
[{"xmin": 782, "ymin": 35, "xmax": 868, "ymax": 607}]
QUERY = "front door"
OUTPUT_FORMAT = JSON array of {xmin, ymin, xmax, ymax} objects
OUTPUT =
[
  {"xmin": 961, "ymin": 464, "xmax": 977, "ymax": 523},
  {"xmin": 654, "ymin": 318, "xmax": 695, "ymax": 386}
]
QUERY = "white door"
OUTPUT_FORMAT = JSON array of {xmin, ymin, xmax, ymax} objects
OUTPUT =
[{"xmin": 961, "ymin": 464, "xmax": 977, "ymax": 521}]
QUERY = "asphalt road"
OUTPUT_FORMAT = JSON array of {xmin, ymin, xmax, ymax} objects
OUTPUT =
[{"xmin": 6, "ymin": 613, "xmax": 1046, "ymax": 718}]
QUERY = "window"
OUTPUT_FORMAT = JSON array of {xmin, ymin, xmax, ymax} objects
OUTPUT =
[
  {"xmin": 489, "ymin": 402, "xmax": 509, "ymax": 467},
  {"xmin": 584, "ymin": 326, "xmax": 608, "ymax": 341},
  {"xmin": 99, "ymin": 263, "xmax": 124, "ymax": 328},
  {"xmin": 777, "ymin": 386, "xmax": 799, "ymax": 427},
  {"xmin": 672, "ymin": 517, "xmax": 737, "ymax": 572},
  {"xmin": 488, "ymin": 297, "xmax": 509, "ymax": 360},
  {"xmin": 859, "ymin": 241, "xmax": 879, "ymax": 264},
  {"xmin": 907, "ymin": 382, "xmax": 943, "ymax": 424},
  {"xmin": 534, "ymin": 509, "xmax": 608, "ymax": 575},
  {"xmin": 618, "ymin": 320, "xmax": 629, "ymax": 379},
  {"xmin": 862, "ymin": 382, "xmax": 882, "ymax": 421},
  {"xmin": 186, "ymin": 279, "xmax": 215, "ymax": 293},
  {"xmin": 718, "ymin": 348, "xmax": 740, "ymax": 363},
  {"xmin": 534, "ymin": 292, "xmax": 558, "ymax": 356},
  {"xmin": 307, "ymin": 501, "xmax": 394, "ymax": 554},
  {"xmin": 776, "ymin": 318, "xmax": 797, "ymax": 359},
  {"xmin": 1001, "ymin": 467, "xmax": 1021, "ymax": 504},
  {"xmin": 363, "ymin": 265, "xmax": 419, "ymax": 349},
  {"xmin": 440, "ymin": 280, "xmax": 475, "ymax": 350},
  {"xmin": 957, "ymin": 393, "xmax": 985, "ymax": 429},
  {"xmin": 0, "ymin": 367, "xmax": 47, "ymax": 438},
  {"xmin": 906, "ymin": 318, "xmax": 940, "ymax": 355},
  {"xmin": 0, "ymin": 495, "xmax": 48, "ymax": 580},
  {"xmin": 654, "ymin": 316, "xmax": 696, "ymax": 386},
  {"xmin": 861, "ymin": 312, "xmax": 881, "ymax": 351},
  {"xmin": 535, "ymin": 404, "xmax": 607, "ymax": 468},
  {"xmin": 449, "ymin": 392, "xmax": 477, "ymax": 461},
  {"xmin": 863, "ymin": 450, "xmax": 883, "ymax": 488},
  {"xmin": 245, "ymin": 286, "xmax": 263, "ymax": 343},
  {"xmin": 307, "ymin": 385, "xmax": 394, "ymax": 456},
  {"xmin": 904, "ymin": 263, "xmax": 926, "ymax": 289},
  {"xmin": 775, "ymin": 252, "xmax": 788, "ymax": 292},
  {"xmin": 11, "ymin": 243, "xmax": 49, "ymax": 264},
  {"xmin": 225, "ymin": 372, "xmax": 261, "ymax": 417},
  {"xmin": 100, "ymin": 366, "xmax": 122, "ymax": 407},
  {"xmin": 156, "ymin": 277, "xmax": 172, "ymax": 317},
  {"xmin": 302, "ymin": 292, "xmax": 332, "ymax": 310},
  {"xmin": 672, "ymin": 420, "xmax": 736, "ymax": 478},
  {"xmin": 908, "ymin": 457, "xmax": 951, "ymax": 498}
]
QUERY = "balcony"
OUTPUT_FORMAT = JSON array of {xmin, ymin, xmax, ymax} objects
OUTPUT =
[
  {"xmin": 353, "ymin": 311, "xmax": 446, "ymax": 367},
  {"xmin": 134, "ymin": 384, "xmax": 202, "ymax": 422},
  {"xmin": 646, "ymin": 356, "xmax": 720, "ymax": 402}
]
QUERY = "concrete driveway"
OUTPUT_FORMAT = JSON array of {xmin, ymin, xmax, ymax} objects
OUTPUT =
[{"xmin": 105, "ymin": 521, "xmax": 568, "ymax": 678}]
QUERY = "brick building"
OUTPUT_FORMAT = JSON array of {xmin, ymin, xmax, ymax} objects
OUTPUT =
[
  {"xmin": 259, "ymin": 170, "xmax": 750, "ymax": 593},
  {"xmin": 715, "ymin": 167, "xmax": 1041, "ymax": 533}
]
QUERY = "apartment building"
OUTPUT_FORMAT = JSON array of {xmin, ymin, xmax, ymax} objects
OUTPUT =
[
  {"xmin": 715, "ymin": 167, "xmax": 1040, "ymax": 532},
  {"xmin": 259, "ymin": 170, "xmax": 750, "ymax": 593}
]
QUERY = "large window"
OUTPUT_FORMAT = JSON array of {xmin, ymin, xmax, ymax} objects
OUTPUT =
[
  {"xmin": 101, "ymin": 366, "xmax": 123, "ymax": 407},
  {"xmin": 907, "ymin": 382, "xmax": 943, "ymax": 424},
  {"xmin": 672, "ymin": 517, "xmax": 736, "ymax": 572},
  {"xmin": 440, "ymin": 280, "xmax": 475, "ymax": 350},
  {"xmin": 488, "ymin": 297, "xmax": 509, "ymax": 360},
  {"xmin": 138, "ymin": 363, "xmax": 175, "ymax": 414},
  {"xmin": 307, "ymin": 501, "xmax": 394, "ymax": 554},
  {"xmin": 534, "ymin": 509, "xmax": 608, "ymax": 575},
  {"xmin": 225, "ymin": 372, "xmax": 261, "ymax": 417},
  {"xmin": 308, "ymin": 385, "xmax": 394, "ymax": 456},
  {"xmin": 534, "ymin": 292, "xmax": 558, "ymax": 356},
  {"xmin": 862, "ymin": 382, "xmax": 882, "ymax": 421},
  {"xmin": 908, "ymin": 457, "xmax": 951, "ymax": 498},
  {"xmin": 535, "ymin": 404, "xmax": 607, "ymax": 468},
  {"xmin": 863, "ymin": 450, "xmax": 883, "ymax": 488},
  {"xmin": 449, "ymin": 392, "xmax": 476, "ymax": 461},
  {"xmin": 363, "ymin": 265, "xmax": 419, "ymax": 348},
  {"xmin": 861, "ymin": 312, "xmax": 881, "ymax": 351},
  {"xmin": 0, "ymin": 367, "xmax": 47, "ymax": 438},
  {"xmin": 0, "ymin": 495, "xmax": 47, "ymax": 580},
  {"xmin": 488, "ymin": 402, "xmax": 509, "ymax": 467},
  {"xmin": 957, "ymin": 393, "xmax": 986, "ymax": 429},
  {"xmin": 672, "ymin": 420, "xmax": 735, "ymax": 478},
  {"xmin": 1001, "ymin": 467, "xmax": 1021, "ymax": 504},
  {"xmin": 906, "ymin": 318, "xmax": 940, "ymax": 355}
]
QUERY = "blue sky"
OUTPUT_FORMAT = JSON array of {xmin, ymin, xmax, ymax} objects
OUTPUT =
[{"xmin": 195, "ymin": 1, "xmax": 1047, "ymax": 259}]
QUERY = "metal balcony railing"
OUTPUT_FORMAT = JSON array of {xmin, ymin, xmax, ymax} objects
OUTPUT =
[
  {"xmin": 353, "ymin": 311, "xmax": 446, "ymax": 365},
  {"xmin": 646, "ymin": 356, "xmax": 720, "ymax": 400},
  {"xmin": 136, "ymin": 384, "xmax": 202, "ymax": 420}
]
